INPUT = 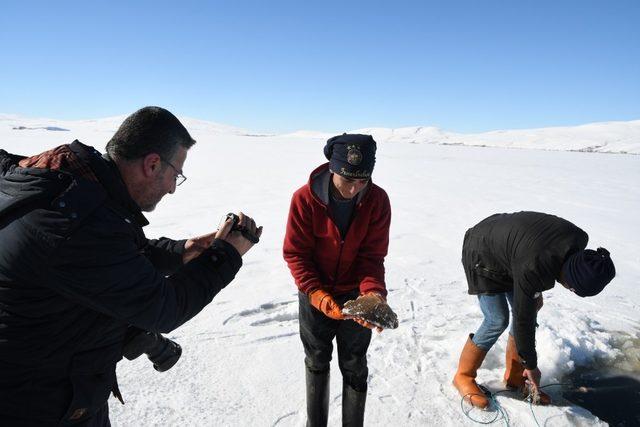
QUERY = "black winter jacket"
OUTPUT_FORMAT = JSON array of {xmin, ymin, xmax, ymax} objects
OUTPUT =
[
  {"xmin": 0, "ymin": 141, "xmax": 242, "ymax": 425},
  {"xmin": 462, "ymin": 211, "xmax": 588, "ymax": 369}
]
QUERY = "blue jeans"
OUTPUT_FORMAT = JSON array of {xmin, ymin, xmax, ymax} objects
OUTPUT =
[{"xmin": 472, "ymin": 292, "xmax": 514, "ymax": 351}]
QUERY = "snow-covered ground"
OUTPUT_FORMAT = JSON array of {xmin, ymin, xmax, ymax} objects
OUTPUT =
[{"xmin": 2, "ymin": 114, "xmax": 639, "ymax": 426}]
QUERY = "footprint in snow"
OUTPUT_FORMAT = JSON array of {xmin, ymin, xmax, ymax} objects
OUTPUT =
[{"xmin": 223, "ymin": 300, "xmax": 298, "ymax": 326}]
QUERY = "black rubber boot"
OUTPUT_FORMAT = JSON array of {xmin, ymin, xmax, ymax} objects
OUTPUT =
[
  {"xmin": 306, "ymin": 368, "xmax": 330, "ymax": 427},
  {"xmin": 342, "ymin": 381, "xmax": 366, "ymax": 427}
]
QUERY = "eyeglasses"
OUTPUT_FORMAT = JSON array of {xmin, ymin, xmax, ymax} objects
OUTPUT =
[{"xmin": 160, "ymin": 157, "xmax": 187, "ymax": 186}]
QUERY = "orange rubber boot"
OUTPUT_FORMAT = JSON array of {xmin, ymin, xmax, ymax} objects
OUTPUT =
[
  {"xmin": 504, "ymin": 334, "xmax": 525, "ymax": 388},
  {"xmin": 503, "ymin": 334, "xmax": 551, "ymax": 405},
  {"xmin": 453, "ymin": 334, "xmax": 490, "ymax": 409}
]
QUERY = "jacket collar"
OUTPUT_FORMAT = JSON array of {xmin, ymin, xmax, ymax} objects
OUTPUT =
[{"xmin": 68, "ymin": 141, "xmax": 149, "ymax": 227}]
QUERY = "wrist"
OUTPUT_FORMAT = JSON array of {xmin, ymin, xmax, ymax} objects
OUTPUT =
[{"xmin": 309, "ymin": 289, "xmax": 331, "ymax": 308}]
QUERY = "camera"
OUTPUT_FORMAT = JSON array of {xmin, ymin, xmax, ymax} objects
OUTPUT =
[
  {"xmin": 123, "ymin": 329, "xmax": 182, "ymax": 372},
  {"xmin": 226, "ymin": 213, "xmax": 260, "ymax": 243}
]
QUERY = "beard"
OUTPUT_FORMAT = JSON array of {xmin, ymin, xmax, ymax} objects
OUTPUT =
[
  {"xmin": 138, "ymin": 176, "xmax": 167, "ymax": 212},
  {"xmin": 140, "ymin": 200, "xmax": 159, "ymax": 212}
]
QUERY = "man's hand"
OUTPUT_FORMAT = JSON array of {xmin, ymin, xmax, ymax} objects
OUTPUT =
[
  {"xmin": 523, "ymin": 367, "xmax": 542, "ymax": 393},
  {"xmin": 183, "ymin": 232, "xmax": 218, "ymax": 264},
  {"xmin": 182, "ymin": 212, "xmax": 262, "ymax": 262},
  {"xmin": 350, "ymin": 317, "xmax": 383, "ymax": 333},
  {"xmin": 309, "ymin": 289, "xmax": 345, "ymax": 320},
  {"xmin": 217, "ymin": 212, "xmax": 263, "ymax": 257}
]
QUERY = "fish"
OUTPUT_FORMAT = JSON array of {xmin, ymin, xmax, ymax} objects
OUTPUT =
[{"xmin": 342, "ymin": 294, "xmax": 399, "ymax": 329}]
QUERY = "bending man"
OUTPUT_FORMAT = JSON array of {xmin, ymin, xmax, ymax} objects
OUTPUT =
[{"xmin": 453, "ymin": 211, "xmax": 615, "ymax": 408}]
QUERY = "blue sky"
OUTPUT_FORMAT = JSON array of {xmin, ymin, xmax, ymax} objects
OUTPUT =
[{"xmin": 1, "ymin": 0, "xmax": 639, "ymax": 133}]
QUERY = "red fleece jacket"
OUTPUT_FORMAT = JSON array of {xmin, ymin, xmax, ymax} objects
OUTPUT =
[{"xmin": 283, "ymin": 163, "xmax": 391, "ymax": 297}]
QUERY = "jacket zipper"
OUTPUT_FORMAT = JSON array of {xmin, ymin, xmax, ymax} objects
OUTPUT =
[{"xmin": 475, "ymin": 263, "xmax": 510, "ymax": 281}]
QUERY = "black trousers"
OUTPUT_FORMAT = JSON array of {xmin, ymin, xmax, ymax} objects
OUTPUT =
[{"xmin": 298, "ymin": 291, "xmax": 372, "ymax": 391}]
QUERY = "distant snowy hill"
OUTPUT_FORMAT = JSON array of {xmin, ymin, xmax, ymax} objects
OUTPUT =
[
  {"xmin": 2, "ymin": 113, "xmax": 639, "ymax": 154},
  {"xmin": 277, "ymin": 120, "xmax": 640, "ymax": 155},
  {"xmin": 0, "ymin": 113, "xmax": 250, "ymax": 139},
  {"xmin": 349, "ymin": 120, "xmax": 640, "ymax": 154}
]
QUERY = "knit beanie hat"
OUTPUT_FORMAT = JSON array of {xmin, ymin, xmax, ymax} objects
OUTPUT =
[
  {"xmin": 561, "ymin": 247, "xmax": 616, "ymax": 297},
  {"xmin": 324, "ymin": 134, "xmax": 376, "ymax": 179}
]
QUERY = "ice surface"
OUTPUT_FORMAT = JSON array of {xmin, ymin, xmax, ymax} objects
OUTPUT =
[{"xmin": 1, "ymin": 114, "xmax": 638, "ymax": 426}]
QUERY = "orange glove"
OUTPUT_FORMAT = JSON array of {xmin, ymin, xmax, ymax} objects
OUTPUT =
[{"xmin": 309, "ymin": 289, "xmax": 345, "ymax": 320}]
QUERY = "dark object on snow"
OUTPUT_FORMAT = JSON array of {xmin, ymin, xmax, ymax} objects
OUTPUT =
[
  {"xmin": 226, "ymin": 212, "xmax": 260, "ymax": 243},
  {"xmin": 324, "ymin": 133, "xmax": 376, "ymax": 179},
  {"xmin": 342, "ymin": 294, "xmax": 399, "ymax": 329},
  {"xmin": 12, "ymin": 125, "xmax": 70, "ymax": 131},
  {"xmin": 562, "ymin": 247, "xmax": 615, "ymax": 297},
  {"xmin": 123, "ymin": 329, "xmax": 182, "ymax": 372}
]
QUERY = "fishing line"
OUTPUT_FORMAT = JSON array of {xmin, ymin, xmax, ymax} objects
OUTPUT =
[{"xmin": 461, "ymin": 383, "xmax": 571, "ymax": 426}]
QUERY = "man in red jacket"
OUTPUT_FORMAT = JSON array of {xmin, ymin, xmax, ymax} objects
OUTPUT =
[{"xmin": 283, "ymin": 134, "xmax": 391, "ymax": 427}]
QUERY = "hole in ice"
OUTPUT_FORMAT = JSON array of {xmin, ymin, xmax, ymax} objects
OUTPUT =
[{"xmin": 562, "ymin": 332, "xmax": 640, "ymax": 426}]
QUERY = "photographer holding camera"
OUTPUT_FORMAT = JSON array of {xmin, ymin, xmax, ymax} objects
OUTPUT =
[{"xmin": 0, "ymin": 107, "xmax": 262, "ymax": 426}]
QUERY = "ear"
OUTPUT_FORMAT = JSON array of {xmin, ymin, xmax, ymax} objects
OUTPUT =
[{"xmin": 142, "ymin": 153, "xmax": 162, "ymax": 178}]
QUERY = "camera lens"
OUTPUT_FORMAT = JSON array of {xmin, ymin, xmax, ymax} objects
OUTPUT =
[
  {"xmin": 123, "ymin": 330, "xmax": 182, "ymax": 372},
  {"xmin": 147, "ymin": 334, "xmax": 182, "ymax": 372}
]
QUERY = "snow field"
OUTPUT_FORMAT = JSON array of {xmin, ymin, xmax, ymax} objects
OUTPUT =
[{"xmin": 2, "ymin": 115, "xmax": 639, "ymax": 426}]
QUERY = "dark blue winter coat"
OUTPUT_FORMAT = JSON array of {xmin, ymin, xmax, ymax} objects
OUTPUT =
[{"xmin": 0, "ymin": 141, "xmax": 242, "ymax": 425}]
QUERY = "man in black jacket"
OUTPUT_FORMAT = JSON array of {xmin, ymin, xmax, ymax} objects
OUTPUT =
[
  {"xmin": 0, "ymin": 107, "xmax": 261, "ymax": 426},
  {"xmin": 452, "ymin": 211, "xmax": 615, "ymax": 408}
]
